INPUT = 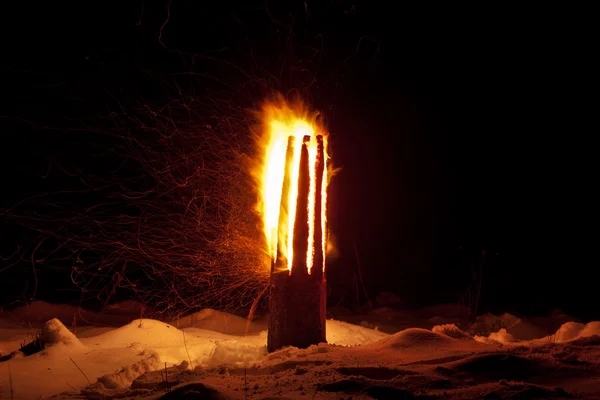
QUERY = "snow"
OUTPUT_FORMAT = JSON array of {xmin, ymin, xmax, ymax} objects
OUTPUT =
[
  {"xmin": 432, "ymin": 323, "xmax": 471, "ymax": 339},
  {"xmin": 325, "ymin": 319, "xmax": 388, "ymax": 346},
  {"xmin": 0, "ymin": 302, "xmax": 599, "ymax": 399},
  {"xmin": 40, "ymin": 318, "xmax": 85, "ymax": 348},
  {"xmin": 169, "ymin": 308, "xmax": 267, "ymax": 335},
  {"xmin": 543, "ymin": 321, "xmax": 600, "ymax": 344}
]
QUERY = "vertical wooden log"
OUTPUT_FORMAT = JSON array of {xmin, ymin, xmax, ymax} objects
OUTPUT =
[
  {"xmin": 268, "ymin": 134, "xmax": 327, "ymax": 353},
  {"xmin": 274, "ymin": 136, "xmax": 296, "ymax": 272},
  {"xmin": 312, "ymin": 135, "xmax": 325, "ymax": 281},
  {"xmin": 291, "ymin": 135, "xmax": 311, "ymax": 276},
  {"xmin": 267, "ymin": 271, "xmax": 326, "ymax": 352}
]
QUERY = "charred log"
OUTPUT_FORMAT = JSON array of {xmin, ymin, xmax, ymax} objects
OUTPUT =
[{"xmin": 268, "ymin": 134, "xmax": 327, "ymax": 352}]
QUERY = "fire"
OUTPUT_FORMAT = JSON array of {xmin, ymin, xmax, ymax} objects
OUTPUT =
[{"xmin": 256, "ymin": 100, "xmax": 329, "ymax": 274}]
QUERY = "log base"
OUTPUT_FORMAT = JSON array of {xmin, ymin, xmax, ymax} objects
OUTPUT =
[{"xmin": 267, "ymin": 271, "xmax": 326, "ymax": 352}]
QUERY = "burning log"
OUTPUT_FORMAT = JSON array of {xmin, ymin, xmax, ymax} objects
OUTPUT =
[
  {"xmin": 291, "ymin": 135, "xmax": 311, "ymax": 276},
  {"xmin": 273, "ymin": 136, "xmax": 296, "ymax": 273},
  {"xmin": 312, "ymin": 135, "xmax": 325, "ymax": 282},
  {"xmin": 267, "ymin": 133, "xmax": 327, "ymax": 352}
]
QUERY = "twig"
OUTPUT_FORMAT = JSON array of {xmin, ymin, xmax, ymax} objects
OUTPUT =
[
  {"xmin": 8, "ymin": 363, "xmax": 14, "ymax": 400},
  {"xmin": 182, "ymin": 329, "xmax": 194, "ymax": 369},
  {"xmin": 69, "ymin": 357, "xmax": 91, "ymax": 384},
  {"xmin": 139, "ymin": 303, "xmax": 144, "ymax": 328},
  {"xmin": 99, "ymin": 262, "xmax": 127, "ymax": 321},
  {"xmin": 246, "ymin": 283, "xmax": 269, "ymax": 334},
  {"xmin": 66, "ymin": 383, "xmax": 76, "ymax": 391}
]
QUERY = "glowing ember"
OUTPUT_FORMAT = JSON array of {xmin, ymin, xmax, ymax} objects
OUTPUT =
[{"xmin": 257, "ymin": 101, "xmax": 329, "ymax": 274}]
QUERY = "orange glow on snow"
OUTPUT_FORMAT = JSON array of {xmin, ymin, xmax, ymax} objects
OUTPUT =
[{"xmin": 257, "ymin": 99, "xmax": 329, "ymax": 274}]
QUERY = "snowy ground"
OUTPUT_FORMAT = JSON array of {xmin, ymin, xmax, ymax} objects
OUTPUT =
[{"xmin": 1, "ymin": 301, "xmax": 599, "ymax": 399}]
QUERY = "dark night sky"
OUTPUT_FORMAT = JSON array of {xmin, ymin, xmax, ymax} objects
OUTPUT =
[{"xmin": 1, "ymin": 2, "xmax": 594, "ymax": 318}]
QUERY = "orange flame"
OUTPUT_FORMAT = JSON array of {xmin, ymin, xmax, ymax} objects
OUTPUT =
[{"xmin": 255, "ymin": 99, "xmax": 329, "ymax": 274}]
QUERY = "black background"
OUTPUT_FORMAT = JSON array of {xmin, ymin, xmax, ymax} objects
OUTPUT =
[{"xmin": 1, "ymin": 2, "xmax": 594, "ymax": 319}]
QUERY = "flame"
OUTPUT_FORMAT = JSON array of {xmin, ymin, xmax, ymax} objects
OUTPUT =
[{"xmin": 256, "ymin": 99, "xmax": 329, "ymax": 274}]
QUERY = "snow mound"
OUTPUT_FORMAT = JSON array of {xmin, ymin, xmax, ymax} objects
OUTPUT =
[
  {"xmin": 552, "ymin": 321, "xmax": 585, "ymax": 342},
  {"xmin": 473, "ymin": 328, "xmax": 518, "ymax": 345},
  {"xmin": 81, "ymin": 349, "xmax": 161, "ymax": 397},
  {"xmin": 170, "ymin": 308, "xmax": 264, "ymax": 335},
  {"xmin": 86, "ymin": 319, "xmax": 184, "ymax": 348},
  {"xmin": 432, "ymin": 324, "xmax": 470, "ymax": 339},
  {"xmin": 468, "ymin": 313, "xmax": 546, "ymax": 340},
  {"xmin": 472, "ymin": 320, "xmax": 600, "ymax": 345},
  {"xmin": 550, "ymin": 321, "xmax": 600, "ymax": 343},
  {"xmin": 376, "ymin": 328, "xmax": 454, "ymax": 349},
  {"xmin": 488, "ymin": 328, "xmax": 518, "ymax": 343},
  {"xmin": 579, "ymin": 321, "xmax": 600, "ymax": 338},
  {"xmin": 206, "ymin": 338, "xmax": 267, "ymax": 367},
  {"xmin": 41, "ymin": 318, "xmax": 84, "ymax": 348},
  {"xmin": 326, "ymin": 319, "xmax": 388, "ymax": 346}
]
